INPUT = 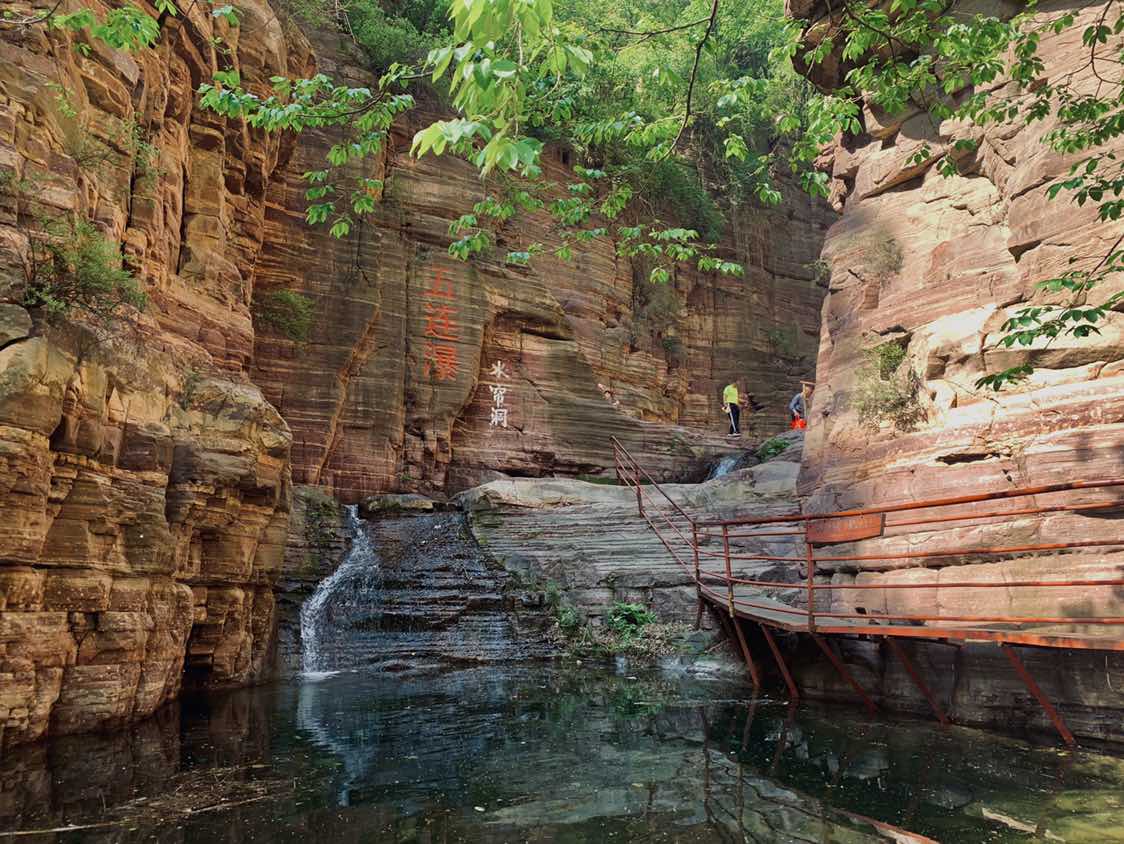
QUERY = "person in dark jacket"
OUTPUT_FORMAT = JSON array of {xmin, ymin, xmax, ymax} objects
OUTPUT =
[
  {"xmin": 789, "ymin": 384, "xmax": 813, "ymax": 429},
  {"xmin": 788, "ymin": 391, "xmax": 805, "ymax": 420}
]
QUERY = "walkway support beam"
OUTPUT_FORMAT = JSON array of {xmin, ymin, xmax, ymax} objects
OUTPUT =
[
  {"xmin": 760, "ymin": 623, "xmax": 799, "ymax": 701},
  {"xmin": 813, "ymin": 634, "xmax": 877, "ymax": 715},
  {"xmin": 885, "ymin": 637, "xmax": 949, "ymax": 726},
  {"xmin": 1001, "ymin": 644, "xmax": 1077, "ymax": 748},
  {"xmin": 732, "ymin": 616, "xmax": 763, "ymax": 690},
  {"xmin": 804, "ymin": 540, "xmax": 816, "ymax": 632},
  {"xmin": 722, "ymin": 524, "xmax": 734, "ymax": 617}
]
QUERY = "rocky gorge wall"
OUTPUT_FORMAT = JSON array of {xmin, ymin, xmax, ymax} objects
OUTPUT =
[
  {"xmin": 783, "ymin": 0, "xmax": 1124, "ymax": 737},
  {"xmin": 0, "ymin": 0, "xmax": 303, "ymax": 749},
  {"xmin": 0, "ymin": 1, "xmax": 829, "ymax": 747},
  {"xmin": 795, "ymin": 0, "xmax": 1124, "ymax": 509},
  {"xmin": 249, "ymin": 25, "xmax": 832, "ymax": 502}
]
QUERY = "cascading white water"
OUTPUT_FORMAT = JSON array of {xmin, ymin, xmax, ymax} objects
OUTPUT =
[
  {"xmin": 300, "ymin": 505, "xmax": 377, "ymax": 675},
  {"xmin": 707, "ymin": 453, "xmax": 742, "ymax": 481}
]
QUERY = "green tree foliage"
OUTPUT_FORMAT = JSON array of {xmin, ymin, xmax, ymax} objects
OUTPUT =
[
  {"xmin": 11, "ymin": 0, "xmax": 1124, "ymax": 387},
  {"xmin": 191, "ymin": 0, "xmax": 811, "ymax": 281}
]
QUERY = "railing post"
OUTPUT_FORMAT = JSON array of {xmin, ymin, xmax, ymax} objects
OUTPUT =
[
  {"xmin": 805, "ymin": 535, "xmax": 816, "ymax": 632},
  {"xmin": 723, "ymin": 524, "xmax": 734, "ymax": 617},
  {"xmin": 692, "ymin": 523, "xmax": 701, "ymax": 585}
]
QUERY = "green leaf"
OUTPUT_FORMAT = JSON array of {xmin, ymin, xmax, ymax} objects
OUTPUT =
[
  {"xmin": 492, "ymin": 59, "xmax": 518, "ymax": 79},
  {"xmin": 211, "ymin": 4, "xmax": 239, "ymax": 24},
  {"xmin": 329, "ymin": 216, "xmax": 352, "ymax": 239}
]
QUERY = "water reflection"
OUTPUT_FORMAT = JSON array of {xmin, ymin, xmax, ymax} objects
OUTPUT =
[{"xmin": 2, "ymin": 665, "xmax": 1123, "ymax": 842}]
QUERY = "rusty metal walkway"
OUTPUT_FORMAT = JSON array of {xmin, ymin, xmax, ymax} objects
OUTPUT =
[{"xmin": 611, "ymin": 437, "xmax": 1124, "ymax": 747}]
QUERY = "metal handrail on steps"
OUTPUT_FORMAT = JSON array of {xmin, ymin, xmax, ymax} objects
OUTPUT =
[{"xmin": 609, "ymin": 435, "xmax": 1124, "ymax": 745}]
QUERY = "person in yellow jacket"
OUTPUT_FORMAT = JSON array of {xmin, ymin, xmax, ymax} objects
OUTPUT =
[{"xmin": 722, "ymin": 383, "xmax": 741, "ymax": 436}]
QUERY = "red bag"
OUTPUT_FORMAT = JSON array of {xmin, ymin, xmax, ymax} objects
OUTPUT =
[{"xmin": 791, "ymin": 417, "xmax": 806, "ymax": 430}]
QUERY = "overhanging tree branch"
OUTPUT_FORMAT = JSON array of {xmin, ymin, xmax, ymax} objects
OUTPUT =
[
  {"xmin": 663, "ymin": 0, "xmax": 721, "ymax": 159},
  {"xmin": 599, "ymin": 15, "xmax": 713, "ymax": 43}
]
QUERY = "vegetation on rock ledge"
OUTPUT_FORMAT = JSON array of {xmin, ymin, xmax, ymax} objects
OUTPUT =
[
  {"xmin": 755, "ymin": 436, "xmax": 789, "ymax": 461},
  {"xmin": 547, "ymin": 588, "xmax": 686, "ymax": 659},
  {"xmin": 19, "ymin": 210, "xmax": 147, "ymax": 334},
  {"xmin": 854, "ymin": 342, "xmax": 925, "ymax": 434},
  {"xmin": 254, "ymin": 289, "xmax": 316, "ymax": 342}
]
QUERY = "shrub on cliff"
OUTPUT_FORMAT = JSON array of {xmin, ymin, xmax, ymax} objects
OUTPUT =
[
  {"xmin": 21, "ymin": 214, "xmax": 147, "ymax": 331},
  {"xmin": 606, "ymin": 602, "xmax": 656, "ymax": 641},
  {"xmin": 855, "ymin": 230, "xmax": 903, "ymax": 279},
  {"xmin": 853, "ymin": 342, "xmax": 925, "ymax": 434},
  {"xmin": 254, "ymin": 289, "xmax": 315, "ymax": 342},
  {"xmin": 281, "ymin": 0, "xmax": 447, "ymax": 71},
  {"xmin": 755, "ymin": 436, "xmax": 789, "ymax": 461},
  {"xmin": 349, "ymin": 0, "xmax": 447, "ymax": 71},
  {"xmin": 661, "ymin": 336, "xmax": 686, "ymax": 368},
  {"xmin": 635, "ymin": 160, "xmax": 725, "ymax": 243}
]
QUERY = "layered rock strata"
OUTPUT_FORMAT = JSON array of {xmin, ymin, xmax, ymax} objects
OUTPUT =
[
  {"xmin": 298, "ymin": 508, "xmax": 559, "ymax": 672},
  {"xmin": 793, "ymin": 0, "xmax": 1124, "ymax": 511},
  {"xmin": 249, "ymin": 27, "xmax": 832, "ymax": 502},
  {"xmin": 0, "ymin": 0, "xmax": 302, "ymax": 747},
  {"xmin": 0, "ymin": 0, "xmax": 827, "ymax": 746},
  {"xmin": 781, "ymin": 0, "xmax": 1124, "ymax": 738},
  {"xmin": 461, "ymin": 438, "xmax": 805, "ymax": 626}
]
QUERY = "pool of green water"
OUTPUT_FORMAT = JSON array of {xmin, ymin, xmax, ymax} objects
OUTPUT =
[{"xmin": 2, "ymin": 665, "xmax": 1122, "ymax": 842}]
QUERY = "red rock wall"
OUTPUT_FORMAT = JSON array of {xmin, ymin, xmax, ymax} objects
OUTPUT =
[
  {"xmin": 796, "ymin": 0, "xmax": 1124, "ymax": 510},
  {"xmin": 787, "ymin": 0, "xmax": 1124, "ymax": 736},
  {"xmin": 0, "ymin": 2, "xmax": 829, "ymax": 746},
  {"xmin": 250, "ymin": 33, "xmax": 832, "ymax": 502},
  {"xmin": 0, "ymin": 0, "xmax": 303, "ymax": 747}
]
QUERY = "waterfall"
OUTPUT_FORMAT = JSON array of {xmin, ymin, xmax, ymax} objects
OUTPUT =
[
  {"xmin": 707, "ymin": 453, "xmax": 743, "ymax": 481},
  {"xmin": 300, "ymin": 505, "xmax": 378, "ymax": 675}
]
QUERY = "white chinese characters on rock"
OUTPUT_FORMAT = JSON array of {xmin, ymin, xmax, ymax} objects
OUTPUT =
[{"xmin": 488, "ymin": 361, "xmax": 511, "ymax": 429}]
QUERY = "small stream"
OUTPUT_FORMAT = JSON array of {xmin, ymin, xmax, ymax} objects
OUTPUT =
[
  {"xmin": 706, "ymin": 453, "xmax": 744, "ymax": 480},
  {"xmin": 295, "ymin": 507, "xmax": 553, "ymax": 673},
  {"xmin": 3, "ymin": 664, "xmax": 1123, "ymax": 842},
  {"xmin": 299, "ymin": 505, "xmax": 380, "ymax": 675}
]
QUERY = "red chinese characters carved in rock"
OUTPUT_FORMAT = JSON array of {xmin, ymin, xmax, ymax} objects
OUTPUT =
[{"xmin": 422, "ymin": 269, "xmax": 459, "ymax": 381}]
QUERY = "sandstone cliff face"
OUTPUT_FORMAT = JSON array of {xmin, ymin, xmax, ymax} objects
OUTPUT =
[
  {"xmin": 0, "ymin": 1, "xmax": 828, "ymax": 746},
  {"xmin": 784, "ymin": 0, "xmax": 1124, "ymax": 735},
  {"xmin": 249, "ymin": 31, "xmax": 832, "ymax": 502},
  {"xmin": 795, "ymin": 0, "xmax": 1124, "ymax": 509},
  {"xmin": 792, "ymin": 0, "xmax": 1124, "ymax": 598},
  {"xmin": 0, "ymin": 0, "xmax": 301, "ymax": 747}
]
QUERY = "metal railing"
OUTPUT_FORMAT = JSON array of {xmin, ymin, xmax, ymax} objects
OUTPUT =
[{"xmin": 611, "ymin": 436, "xmax": 1124, "ymax": 645}]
